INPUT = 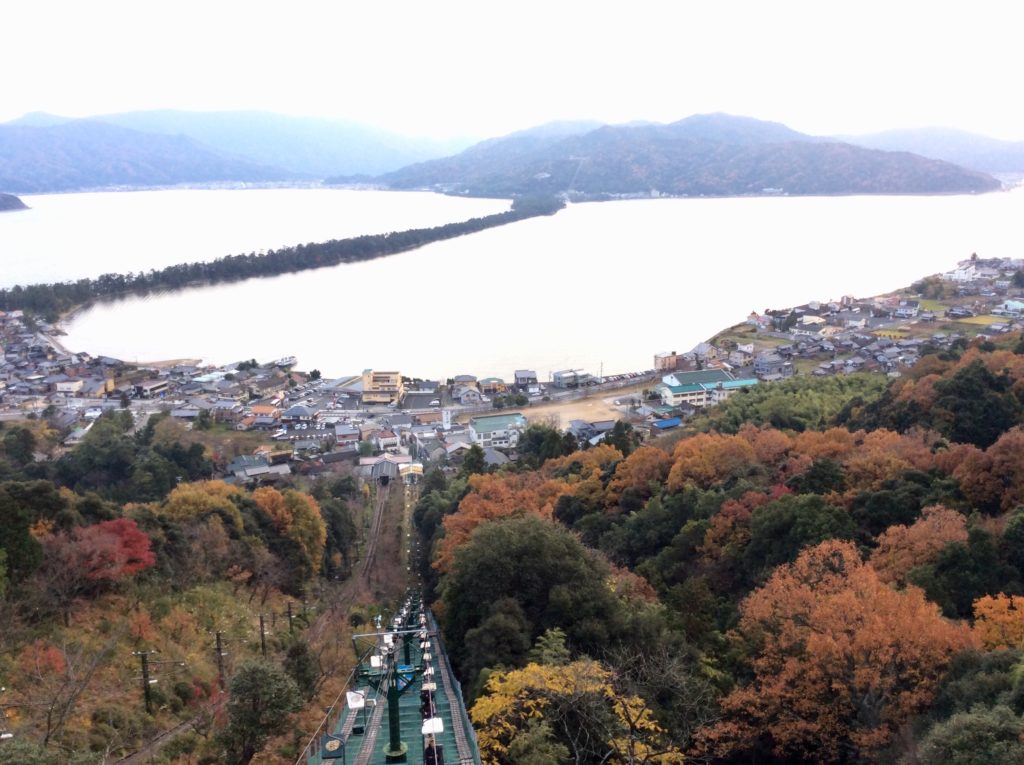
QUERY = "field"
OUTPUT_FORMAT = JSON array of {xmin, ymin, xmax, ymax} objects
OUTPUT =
[
  {"xmin": 954, "ymin": 315, "xmax": 1002, "ymax": 325},
  {"xmin": 175, "ymin": 422, "xmax": 277, "ymax": 460},
  {"xmin": 456, "ymin": 381, "xmax": 651, "ymax": 430},
  {"xmin": 523, "ymin": 395, "xmax": 628, "ymax": 429}
]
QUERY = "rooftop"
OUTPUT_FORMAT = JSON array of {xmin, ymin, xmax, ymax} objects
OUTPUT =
[
  {"xmin": 663, "ymin": 369, "xmax": 733, "ymax": 386},
  {"xmin": 469, "ymin": 412, "xmax": 527, "ymax": 433}
]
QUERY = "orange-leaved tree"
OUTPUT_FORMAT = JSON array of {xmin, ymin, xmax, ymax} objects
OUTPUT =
[
  {"xmin": 435, "ymin": 472, "xmax": 572, "ymax": 574},
  {"xmin": 973, "ymin": 593, "xmax": 1024, "ymax": 650},
  {"xmin": 869, "ymin": 505, "xmax": 968, "ymax": 587},
  {"xmin": 700, "ymin": 540, "xmax": 975, "ymax": 763},
  {"xmin": 541, "ymin": 443, "xmax": 624, "ymax": 480},
  {"xmin": 935, "ymin": 443, "xmax": 1003, "ymax": 513},
  {"xmin": 605, "ymin": 446, "xmax": 673, "ymax": 510},
  {"xmin": 253, "ymin": 486, "xmax": 327, "ymax": 578},
  {"xmin": 667, "ymin": 433, "xmax": 757, "ymax": 491},
  {"xmin": 737, "ymin": 424, "xmax": 793, "ymax": 468},
  {"xmin": 984, "ymin": 426, "xmax": 1024, "ymax": 512}
]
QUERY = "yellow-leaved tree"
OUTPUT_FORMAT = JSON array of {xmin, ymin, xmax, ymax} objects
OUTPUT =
[
  {"xmin": 161, "ymin": 480, "xmax": 244, "ymax": 530},
  {"xmin": 471, "ymin": 658, "xmax": 684, "ymax": 765},
  {"xmin": 253, "ymin": 487, "xmax": 327, "ymax": 578}
]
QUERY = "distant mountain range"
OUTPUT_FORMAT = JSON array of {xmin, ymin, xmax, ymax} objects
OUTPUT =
[
  {"xmin": 0, "ymin": 110, "xmax": 1014, "ymax": 197},
  {"xmin": 0, "ymin": 119, "xmax": 293, "ymax": 193},
  {"xmin": 362, "ymin": 114, "xmax": 1001, "ymax": 197},
  {"xmin": 840, "ymin": 127, "xmax": 1024, "ymax": 177},
  {"xmin": 0, "ymin": 111, "xmax": 474, "ymax": 193}
]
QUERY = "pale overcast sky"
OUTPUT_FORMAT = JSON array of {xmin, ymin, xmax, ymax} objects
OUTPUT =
[{"xmin": 3, "ymin": 0, "xmax": 1022, "ymax": 140}]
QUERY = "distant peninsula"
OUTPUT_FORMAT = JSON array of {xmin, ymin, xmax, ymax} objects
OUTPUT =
[{"xmin": 0, "ymin": 192, "xmax": 28, "ymax": 211}]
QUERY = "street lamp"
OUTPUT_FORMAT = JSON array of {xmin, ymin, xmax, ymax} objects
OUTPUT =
[{"xmin": 1, "ymin": 686, "xmax": 13, "ymax": 740}]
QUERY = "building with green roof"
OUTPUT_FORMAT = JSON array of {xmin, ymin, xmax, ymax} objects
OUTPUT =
[
  {"xmin": 654, "ymin": 369, "xmax": 758, "ymax": 407},
  {"xmin": 468, "ymin": 413, "xmax": 528, "ymax": 448}
]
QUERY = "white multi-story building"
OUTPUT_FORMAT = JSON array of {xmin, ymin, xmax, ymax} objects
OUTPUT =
[{"xmin": 468, "ymin": 413, "xmax": 528, "ymax": 448}]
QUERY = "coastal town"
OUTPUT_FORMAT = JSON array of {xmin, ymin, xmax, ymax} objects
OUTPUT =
[{"xmin": 2, "ymin": 255, "xmax": 1022, "ymax": 486}]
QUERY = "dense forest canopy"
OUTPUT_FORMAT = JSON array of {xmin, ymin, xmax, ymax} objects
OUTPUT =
[
  {"xmin": 0, "ymin": 409, "xmax": 361, "ymax": 764},
  {"xmin": 412, "ymin": 331, "xmax": 1024, "ymax": 764}
]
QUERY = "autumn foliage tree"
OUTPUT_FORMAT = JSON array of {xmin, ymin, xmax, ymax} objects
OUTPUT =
[
  {"xmin": 36, "ymin": 518, "xmax": 156, "ymax": 625},
  {"xmin": 980, "ymin": 426, "xmax": 1024, "ymax": 513},
  {"xmin": 973, "ymin": 593, "xmax": 1024, "ymax": 650},
  {"xmin": 667, "ymin": 432, "xmax": 757, "ymax": 491},
  {"xmin": 605, "ymin": 446, "xmax": 673, "ymax": 510},
  {"xmin": 161, "ymin": 479, "xmax": 245, "ymax": 529},
  {"xmin": 435, "ymin": 473, "xmax": 572, "ymax": 573},
  {"xmin": 250, "ymin": 487, "xmax": 327, "ymax": 591},
  {"xmin": 869, "ymin": 505, "xmax": 968, "ymax": 587},
  {"xmin": 702, "ymin": 540, "xmax": 975, "ymax": 763},
  {"xmin": 471, "ymin": 658, "xmax": 685, "ymax": 765}
]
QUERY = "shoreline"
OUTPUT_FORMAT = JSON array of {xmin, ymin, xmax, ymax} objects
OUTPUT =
[{"xmin": 14, "ymin": 181, "xmax": 1018, "ymax": 203}]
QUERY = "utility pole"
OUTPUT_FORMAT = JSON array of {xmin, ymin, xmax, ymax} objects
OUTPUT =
[
  {"xmin": 215, "ymin": 632, "xmax": 226, "ymax": 689},
  {"xmin": 259, "ymin": 613, "xmax": 268, "ymax": 658},
  {"xmin": 133, "ymin": 651, "xmax": 156, "ymax": 715},
  {"xmin": 287, "ymin": 601, "xmax": 294, "ymax": 634},
  {"xmin": 382, "ymin": 647, "xmax": 407, "ymax": 763}
]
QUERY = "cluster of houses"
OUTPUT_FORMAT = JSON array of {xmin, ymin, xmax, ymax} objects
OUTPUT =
[
  {"xmin": 0, "ymin": 317, "xmax": 553, "ymax": 484},
  {"xmin": 5, "ymin": 254, "xmax": 1022, "ymax": 485},
  {"xmin": 638, "ymin": 256, "xmax": 1024, "ymax": 431},
  {"xmin": 651, "ymin": 257, "xmax": 1024, "ymax": 397}
]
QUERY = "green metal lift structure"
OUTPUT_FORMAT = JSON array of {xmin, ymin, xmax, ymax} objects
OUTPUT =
[{"xmin": 297, "ymin": 595, "xmax": 481, "ymax": 765}]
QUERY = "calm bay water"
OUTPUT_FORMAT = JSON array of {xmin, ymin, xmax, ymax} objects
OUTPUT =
[
  {"xmin": 0, "ymin": 188, "xmax": 509, "ymax": 286},
  {"xmin": 7, "ymin": 187, "xmax": 1024, "ymax": 380}
]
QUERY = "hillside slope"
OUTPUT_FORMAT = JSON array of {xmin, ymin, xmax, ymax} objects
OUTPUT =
[
  {"xmin": 844, "ymin": 127, "xmax": 1024, "ymax": 176},
  {"xmin": 0, "ymin": 120, "xmax": 296, "ymax": 193},
  {"xmin": 92, "ymin": 109, "xmax": 474, "ymax": 177},
  {"xmin": 377, "ymin": 114, "xmax": 1001, "ymax": 197}
]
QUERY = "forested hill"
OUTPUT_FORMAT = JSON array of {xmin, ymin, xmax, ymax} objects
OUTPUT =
[
  {"xmin": 843, "ymin": 127, "xmax": 1024, "ymax": 176},
  {"xmin": 0, "ymin": 119, "xmax": 296, "ymax": 193},
  {"xmin": 0, "ymin": 110, "xmax": 475, "ymax": 192},
  {"xmin": 364, "ymin": 113, "xmax": 1002, "ymax": 197},
  {"xmin": 0, "ymin": 192, "xmax": 28, "ymax": 211},
  {"xmin": 415, "ymin": 331, "xmax": 1024, "ymax": 764}
]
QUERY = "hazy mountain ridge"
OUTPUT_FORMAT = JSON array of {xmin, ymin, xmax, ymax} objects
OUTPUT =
[
  {"xmin": 0, "ymin": 111, "xmax": 477, "ymax": 193},
  {"xmin": 374, "ymin": 114, "xmax": 1001, "ymax": 197},
  {"xmin": 841, "ymin": 127, "xmax": 1024, "ymax": 176},
  {"xmin": 0, "ymin": 111, "xmax": 1011, "ymax": 196},
  {"xmin": 91, "ymin": 110, "xmax": 474, "ymax": 177},
  {"xmin": 0, "ymin": 120, "xmax": 296, "ymax": 193}
]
